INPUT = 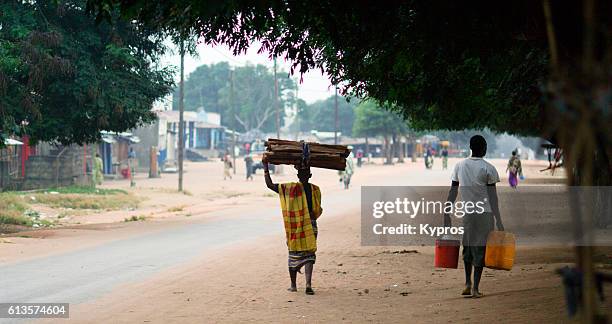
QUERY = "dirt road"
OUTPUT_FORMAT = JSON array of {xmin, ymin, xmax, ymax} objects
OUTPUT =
[{"xmin": 1, "ymin": 158, "xmax": 608, "ymax": 323}]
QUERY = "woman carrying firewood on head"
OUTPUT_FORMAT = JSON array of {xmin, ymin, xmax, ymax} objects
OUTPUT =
[{"xmin": 263, "ymin": 158, "xmax": 322, "ymax": 295}]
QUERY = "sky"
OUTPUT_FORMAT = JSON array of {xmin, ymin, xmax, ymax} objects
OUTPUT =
[{"xmin": 161, "ymin": 41, "xmax": 335, "ymax": 104}]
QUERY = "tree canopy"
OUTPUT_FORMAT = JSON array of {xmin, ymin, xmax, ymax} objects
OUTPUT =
[
  {"xmin": 352, "ymin": 101, "xmax": 408, "ymax": 139},
  {"xmin": 85, "ymin": 0, "xmax": 610, "ymax": 137},
  {"xmin": 0, "ymin": 0, "xmax": 174, "ymax": 146},
  {"xmin": 295, "ymin": 96, "xmax": 357, "ymax": 136}
]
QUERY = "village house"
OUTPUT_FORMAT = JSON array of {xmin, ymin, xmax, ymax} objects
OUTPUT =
[
  {"xmin": 155, "ymin": 108, "xmax": 227, "ymax": 170},
  {"xmin": 0, "ymin": 137, "xmax": 93, "ymax": 191}
]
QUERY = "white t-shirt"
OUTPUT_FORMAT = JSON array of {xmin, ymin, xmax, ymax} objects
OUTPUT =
[{"xmin": 451, "ymin": 157, "xmax": 500, "ymax": 212}]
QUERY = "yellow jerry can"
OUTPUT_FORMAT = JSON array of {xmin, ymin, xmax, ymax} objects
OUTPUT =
[{"xmin": 484, "ymin": 231, "xmax": 516, "ymax": 271}]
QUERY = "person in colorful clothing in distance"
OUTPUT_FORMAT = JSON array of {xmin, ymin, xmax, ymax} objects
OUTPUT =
[
  {"xmin": 94, "ymin": 153, "xmax": 104, "ymax": 186},
  {"xmin": 506, "ymin": 149, "xmax": 523, "ymax": 188},
  {"xmin": 264, "ymin": 160, "xmax": 322, "ymax": 295},
  {"xmin": 356, "ymin": 148, "xmax": 364, "ymax": 167}
]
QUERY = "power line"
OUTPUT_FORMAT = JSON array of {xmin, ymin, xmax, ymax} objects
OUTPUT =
[{"xmin": 210, "ymin": 48, "xmax": 243, "ymax": 65}]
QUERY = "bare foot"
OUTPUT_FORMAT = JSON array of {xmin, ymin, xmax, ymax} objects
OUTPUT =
[
  {"xmin": 305, "ymin": 287, "xmax": 314, "ymax": 295},
  {"xmin": 471, "ymin": 290, "xmax": 483, "ymax": 298}
]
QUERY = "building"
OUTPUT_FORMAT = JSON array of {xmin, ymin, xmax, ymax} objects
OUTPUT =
[
  {"xmin": 156, "ymin": 109, "xmax": 227, "ymax": 168},
  {"xmin": 98, "ymin": 132, "xmax": 141, "ymax": 177},
  {"xmin": 1, "ymin": 137, "xmax": 94, "ymax": 191}
]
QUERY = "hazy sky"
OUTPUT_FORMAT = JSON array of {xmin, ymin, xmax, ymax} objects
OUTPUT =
[{"xmin": 161, "ymin": 41, "xmax": 335, "ymax": 104}]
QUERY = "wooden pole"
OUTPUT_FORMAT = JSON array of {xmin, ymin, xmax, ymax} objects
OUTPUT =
[
  {"xmin": 295, "ymin": 80, "xmax": 300, "ymax": 140},
  {"xmin": 230, "ymin": 69, "xmax": 236, "ymax": 174},
  {"xmin": 334, "ymin": 86, "xmax": 339, "ymax": 145},
  {"xmin": 274, "ymin": 56, "xmax": 279, "ymax": 139},
  {"xmin": 178, "ymin": 40, "xmax": 185, "ymax": 192},
  {"xmin": 273, "ymin": 57, "xmax": 283, "ymax": 174},
  {"xmin": 149, "ymin": 146, "xmax": 158, "ymax": 178},
  {"xmin": 232, "ymin": 131, "xmax": 237, "ymax": 175}
]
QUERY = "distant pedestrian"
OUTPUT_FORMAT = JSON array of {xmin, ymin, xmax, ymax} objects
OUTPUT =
[
  {"xmin": 340, "ymin": 152, "xmax": 355, "ymax": 189},
  {"xmin": 441, "ymin": 148, "xmax": 449, "ymax": 170},
  {"xmin": 223, "ymin": 153, "xmax": 233, "ymax": 180},
  {"xmin": 128, "ymin": 147, "xmax": 136, "ymax": 160},
  {"xmin": 424, "ymin": 146, "xmax": 434, "ymax": 169},
  {"xmin": 244, "ymin": 154, "xmax": 254, "ymax": 181},
  {"xmin": 356, "ymin": 149, "xmax": 364, "ymax": 167},
  {"xmin": 128, "ymin": 147, "xmax": 136, "ymax": 187},
  {"xmin": 94, "ymin": 153, "xmax": 104, "ymax": 186},
  {"xmin": 506, "ymin": 149, "xmax": 523, "ymax": 188}
]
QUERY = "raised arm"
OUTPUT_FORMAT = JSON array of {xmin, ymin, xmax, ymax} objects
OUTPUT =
[
  {"xmin": 263, "ymin": 161, "xmax": 279, "ymax": 193},
  {"xmin": 487, "ymin": 184, "xmax": 504, "ymax": 231}
]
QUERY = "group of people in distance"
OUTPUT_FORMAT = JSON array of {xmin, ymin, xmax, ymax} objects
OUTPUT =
[{"xmin": 424, "ymin": 145, "xmax": 449, "ymax": 170}]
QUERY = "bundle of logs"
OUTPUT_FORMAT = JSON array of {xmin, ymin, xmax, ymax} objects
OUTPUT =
[{"xmin": 263, "ymin": 139, "xmax": 351, "ymax": 171}]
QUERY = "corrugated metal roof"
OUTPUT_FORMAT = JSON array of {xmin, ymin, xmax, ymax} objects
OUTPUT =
[{"xmin": 3, "ymin": 138, "xmax": 23, "ymax": 145}]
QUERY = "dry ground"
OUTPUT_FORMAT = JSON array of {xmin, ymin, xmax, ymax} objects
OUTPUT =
[{"xmin": 2, "ymin": 157, "xmax": 609, "ymax": 323}]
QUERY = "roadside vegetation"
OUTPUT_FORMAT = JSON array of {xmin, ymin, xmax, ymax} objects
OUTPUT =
[
  {"xmin": 0, "ymin": 186, "xmax": 140, "ymax": 233},
  {"xmin": 29, "ymin": 187, "xmax": 138, "ymax": 210},
  {"xmin": 124, "ymin": 215, "xmax": 147, "ymax": 222}
]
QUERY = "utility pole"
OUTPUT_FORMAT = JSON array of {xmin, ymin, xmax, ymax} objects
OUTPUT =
[
  {"xmin": 230, "ymin": 69, "xmax": 236, "ymax": 174},
  {"xmin": 274, "ymin": 56, "xmax": 280, "ymax": 139},
  {"xmin": 178, "ymin": 40, "xmax": 185, "ymax": 192},
  {"xmin": 295, "ymin": 80, "xmax": 299, "ymax": 140},
  {"xmin": 334, "ymin": 85, "xmax": 339, "ymax": 145}
]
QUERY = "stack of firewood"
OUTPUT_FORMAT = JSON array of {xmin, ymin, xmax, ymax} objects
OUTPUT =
[{"xmin": 263, "ymin": 139, "xmax": 351, "ymax": 171}]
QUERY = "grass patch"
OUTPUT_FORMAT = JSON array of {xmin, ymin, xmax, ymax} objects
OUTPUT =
[
  {"xmin": 36, "ymin": 186, "xmax": 127, "ymax": 195},
  {"xmin": 0, "ymin": 193, "xmax": 32, "ymax": 226},
  {"xmin": 167, "ymin": 205, "xmax": 185, "ymax": 212},
  {"xmin": 1, "ymin": 186, "xmax": 139, "ymax": 231},
  {"xmin": 30, "ymin": 192, "xmax": 139, "ymax": 210},
  {"xmin": 0, "ymin": 194, "xmax": 55, "ymax": 228},
  {"xmin": 124, "ymin": 215, "xmax": 146, "ymax": 222},
  {"xmin": 0, "ymin": 214, "xmax": 33, "ymax": 226}
]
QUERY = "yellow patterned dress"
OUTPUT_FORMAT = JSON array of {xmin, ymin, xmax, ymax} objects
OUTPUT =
[{"xmin": 278, "ymin": 182, "xmax": 322, "ymax": 271}]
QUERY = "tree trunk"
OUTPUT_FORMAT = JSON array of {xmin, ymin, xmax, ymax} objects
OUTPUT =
[
  {"xmin": 365, "ymin": 136, "xmax": 370, "ymax": 163},
  {"xmin": 398, "ymin": 135, "xmax": 405, "ymax": 163},
  {"xmin": 408, "ymin": 136, "xmax": 417, "ymax": 162},
  {"xmin": 593, "ymin": 147, "xmax": 612, "ymax": 227},
  {"xmin": 384, "ymin": 135, "xmax": 392, "ymax": 165},
  {"xmin": 391, "ymin": 134, "xmax": 397, "ymax": 162}
]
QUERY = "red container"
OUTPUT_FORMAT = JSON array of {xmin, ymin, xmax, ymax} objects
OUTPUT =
[
  {"xmin": 121, "ymin": 168, "xmax": 131, "ymax": 179},
  {"xmin": 434, "ymin": 239, "xmax": 460, "ymax": 268}
]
